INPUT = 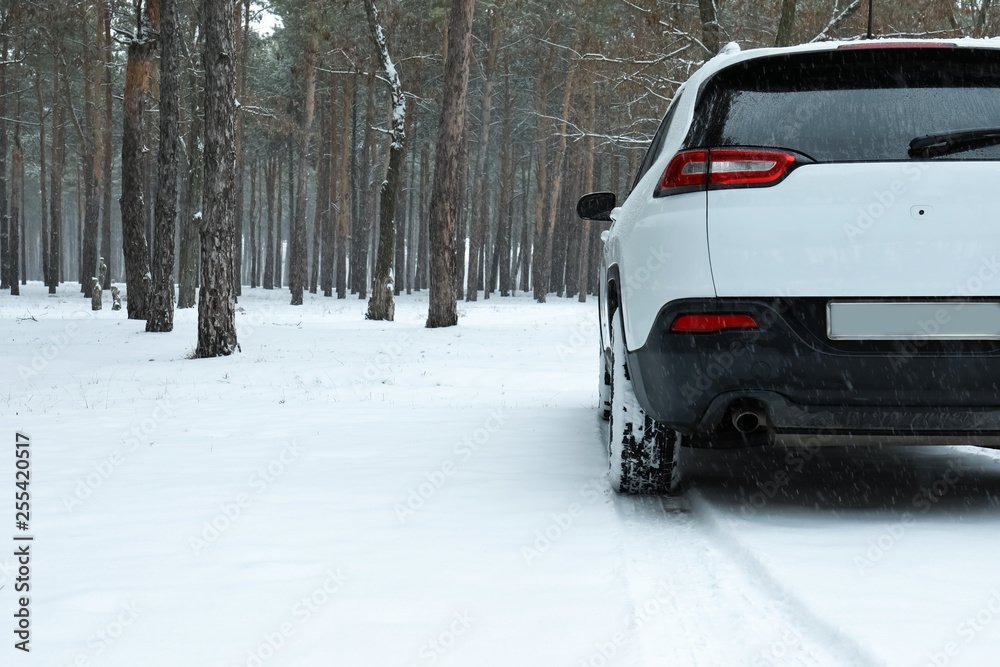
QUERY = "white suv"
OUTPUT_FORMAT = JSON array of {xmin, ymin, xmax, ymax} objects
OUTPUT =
[{"xmin": 579, "ymin": 39, "xmax": 1000, "ymax": 494}]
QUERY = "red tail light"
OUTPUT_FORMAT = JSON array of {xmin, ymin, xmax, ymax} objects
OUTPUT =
[
  {"xmin": 656, "ymin": 149, "xmax": 797, "ymax": 197},
  {"xmin": 670, "ymin": 314, "xmax": 759, "ymax": 333}
]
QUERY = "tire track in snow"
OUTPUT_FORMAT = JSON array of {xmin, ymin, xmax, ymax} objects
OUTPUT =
[
  {"xmin": 686, "ymin": 488, "xmax": 883, "ymax": 667},
  {"xmin": 609, "ymin": 489, "xmax": 882, "ymax": 667}
]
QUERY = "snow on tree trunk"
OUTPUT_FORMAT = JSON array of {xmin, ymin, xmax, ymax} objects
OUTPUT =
[
  {"xmin": 426, "ymin": 0, "xmax": 475, "ymax": 328},
  {"xmin": 364, "ymin": 0, "xmax": 407, "ymax": 322},
  {"xmin": 147, "ymin": 0, "xmax": 180, "ymax": 332},
  {"xmin": 195, "ymin": 0, "xmax": 238, "ymax": 358}
]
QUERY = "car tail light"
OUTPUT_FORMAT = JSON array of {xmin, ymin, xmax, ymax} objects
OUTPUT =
[
  {"xmin": 670, "ymin": 314, "xmax": 759, "ymax": 333},
  {"xmin": 656, "ymin": 150, "xmax": 709, "ymax": 194},
  {"xmin": 656, "ymin": 148, "xmax": 797, "ymax": 197},
  {"xmin": 837, "ymin": 42, "xmax": 955, "ymax": 50}
]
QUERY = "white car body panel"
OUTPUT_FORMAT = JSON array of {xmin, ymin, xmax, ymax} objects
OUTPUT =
[{"xmin": 707, "ymin": 162, "xmax": 1000, "ymax": 298}]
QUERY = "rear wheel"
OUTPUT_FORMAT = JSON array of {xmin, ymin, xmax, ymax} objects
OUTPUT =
[
  {"xmin": 599, "ymin": 346, "xmax": 612, "ymax": 421},
  {"xmin": 608, "ymin": 312, "xmax": 682, "ymax": 495}
]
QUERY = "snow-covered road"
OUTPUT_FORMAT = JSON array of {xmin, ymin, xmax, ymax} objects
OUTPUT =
[{"xmin": 3, "ymin": 284, "xmax": 1000, "ymax": 667}]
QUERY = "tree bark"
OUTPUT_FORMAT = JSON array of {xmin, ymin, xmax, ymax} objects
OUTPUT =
[
  {"xmin": 539, "ymin": 47, "xmax": 579, "ymax": 302},
  {"xmin": 72, "ymin": 10, "xmax": 101, "ymax": 298},
  {"xmin": 101, "ymin": 0, "xmax": 114, "ymax": 290},
  {"xmin": 578, "ymin": 81, "xmax": 596, "ymax": 303},
  {"xmin": 312, "ymin": 89, "xmax": 329, "ymax": 295},
  {"xmin": 50, "ymin": 63, "xmax": 66, "ymax": 293},
  {"xmin": 320, "ymin": 83, "xmax": 336, "ymax": 297},
  {"xmin": 336, "ymin": 75, "xmax": 352, "ymax": 299},
  {"xmin": 35, "ymin": 70, "xmax": 49, "ymax": 291},
  {"xmin": 466, "ymin": 0, "xmax": 504, "ymax": 302},
  {"xmin": 775, "ymin": 0, "xmax": 797, "ymax": 47},
  {"xmin": 357, "ymin": 72, "xmax": 376, "ymax": 299},
  {"xmin": 698, "ymin": 0, "xmax": 720, "ymax": 56},
  {"xmin": 0, "ymin": 36, "xmax": 8, "ymax": 291},
  {"xmin": 263, "ymin": 153, "xmax": 276, "ymax": 289},
  {"xmin": 364, "ymin": 0, "xmax": 407, "ymax": 321},
  {"xmin": 426, "ymin": 0, "xmax": 475, "ymax": 328},
  {"xmin": 178, "ymin": 8, "xmax": 204, "ymax": 310},
  {"xmin": 290, "ymin": 0, "xmax": 318, "ymax": 306},
  {"xmin": 249, "ymin": 161, "xmax": 258, "ymax": 288},
  {"xmin": 496, "ymin": 59, "xmax": 513, "ymax": 297},
  {"xmin": 233, "ymin": 0, "xmax": 249, "ymax": 296},
  {"xmin": 9, "ymin": 74, "xmax": 20, "ymax": 295},
  {"xmin": 147, "ymin": 0, "xmax": 180, "ymax": 332},
  {"xmin": 417, "ymin": 143, "xmax": 430, "ymax": 291},
  {"xmin": 196, "ymin": 0, "xmax": 238, "ymax": 358},
  {"xmin": 120, "ymin": 0, "xmax": 158, "ymax": 318},
  {"xmin": 531, "ymin": 46, "xmax": 554, "ymax": 301}
]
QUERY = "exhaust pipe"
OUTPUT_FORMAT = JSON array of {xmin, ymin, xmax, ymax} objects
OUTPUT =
[{"xmin": 732, "ymin": 408, "xmax": 766, "ymax": 434}]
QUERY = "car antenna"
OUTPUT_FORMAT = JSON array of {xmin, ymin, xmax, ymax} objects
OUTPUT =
[{"xmin": 866, "ymin": 0, "xmax": 874, "ymax": 39}]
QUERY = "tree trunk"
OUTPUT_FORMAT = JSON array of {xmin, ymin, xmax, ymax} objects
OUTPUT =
[
  {"xmin": 50, "ymin": 66, "xmax": 66, "ymax": 293},
  {"xmin": 178, "ymin": 9, "xmax": 204, "ymax": 310},
  {"xmin": 249, "ymin": 162, "xmax": 258, "ymax": 288},
  {"xmin": 312, "ymin": 90, "xmax": 328, "ymax": 295},
  {"xmin": 233, "ymin": 0, "xmax": 249, "ymax": 297},
  {"xmin": 35, "ymin": 70, "xmax": 49, "ymax": 291},
  {"xmin": 101, "ymin": 0, "xmax": 114, "ymax": 290},
  {"xmin": 466, "ymin": 0, "xmax": 504, "ymax": 302},
  {"xmin": 0, "ymin": 36, "xmax": 8, "ymax": 291},
  {"xmin": 336, "ymin": 76, "xmax": 352, "ymax": 299},
  {"xmin": 263, "ymin": 153, "xmax": 276, "ymax": 289},
  {"xmin": 364, "ymin": 0, "xmax": 407, "ymax": 321},
  {"xmin": 290, "ymin": 1, "xmax": 318, "ymax": 306},
  {"xmin": 120, "ymin": 0, "xmax": 158, "ymax": 318},
  {"xmin": 539, "ymin": 48, "xmax": 579, "ymax": 302},
  {"xmin": 496, "ymin": 59, "xmax": 513, "ymax": 297},
  {"xmin": 531, "ymin": 46, "xmax": 554, "ymax": 301},
  {"xmin": 417, "ymin": 143, "xmax": 430, "ymax": 291},
  {"xmin": 578, "ymin": 82, "xmax": 596, "ymax": 303},
  {"xmin": 357, "ymin": 72, "xmax": 376, "ymax": 299},
  {"xmin": 147, "ymin": 0, "xmax": 180, "ymax": 332},
  {"xmin": 9, "ymin": 78, "xmax": 20, "ymax": 295},
  {"xmin": 775, "ymin": 0, "xmax": 797, "ymax": 47},
  {"xmin": 426, "ymin": 0, "xmax": 475, "ymax": 328},
  {"xmin": 321, "ymin": 81, "xmax": 336, "ymax": 297},
  {"xmin": 196, "ymin": 0, "xmax": 238, "ymax": 358},
  {"xmin": 405, "ymin": 114, "xmax": 419, "ymax": 294},
  {"xmin": 349, "ymin": 74, "xmax": 362, "ymax": 295},
  {"xmin": 698, "ymin": 0, "xmax": 720, "ymax": 56},
  {"xmin": 393, "ymin": 103, "xmax": 413, "ymax": 296},
  {"xmin": 69, "ymin": 11, "xmax": 101, "ymax": 299},
  {"xmin": 454, "ymin": 118, "xmax": 469, "ymax": 300}
]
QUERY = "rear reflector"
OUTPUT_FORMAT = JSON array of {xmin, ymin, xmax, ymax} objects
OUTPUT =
[
  {"xmin": 656, "ymin": 148, "xmax": 796, "ymax": 196},
  {"xmin": 837, "ymin": 42, "xmax": 956, "ymax": 50},
  {"xmin": 670, "ymin": 314, "xmax": 760, "ymax": 333}
]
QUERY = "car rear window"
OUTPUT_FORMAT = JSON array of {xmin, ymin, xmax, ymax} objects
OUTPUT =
[{"xmin": 684, "ymin": 47, "xmax": 1000, "ymax": 162}]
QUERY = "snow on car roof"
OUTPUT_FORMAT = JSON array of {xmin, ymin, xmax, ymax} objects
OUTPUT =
[{"xmin": 691, "ymin": 37, "xmax": 1000, "ymax": 88}]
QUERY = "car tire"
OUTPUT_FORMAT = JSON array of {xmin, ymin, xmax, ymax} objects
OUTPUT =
[
  {"xmin": 599, "ymin": 346, "xmax": 612, "ymax": 421},
  {"xmin": 608, "ymin": 311, "xmax": 682, "ymax": 495}
]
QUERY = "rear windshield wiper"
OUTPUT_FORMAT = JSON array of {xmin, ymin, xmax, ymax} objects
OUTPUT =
[{"xmin": 909, "ymin": 128, "xmax": 1000, "ymax": 159}]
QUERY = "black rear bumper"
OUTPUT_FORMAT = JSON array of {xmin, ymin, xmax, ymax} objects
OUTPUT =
[{"xmin": 627, "ymin": 298, "xmax": 1000, "ymax": 442}]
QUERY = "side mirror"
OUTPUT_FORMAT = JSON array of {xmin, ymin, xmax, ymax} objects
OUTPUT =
[{"xmin": 577, "ymin": 192, "xmax": 616, "ymax": 222}]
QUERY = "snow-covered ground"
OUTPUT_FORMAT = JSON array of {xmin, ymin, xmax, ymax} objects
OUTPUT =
[{"xmin": 3, "ymin": 283, "xmax": 1000, "ymax": 666}]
